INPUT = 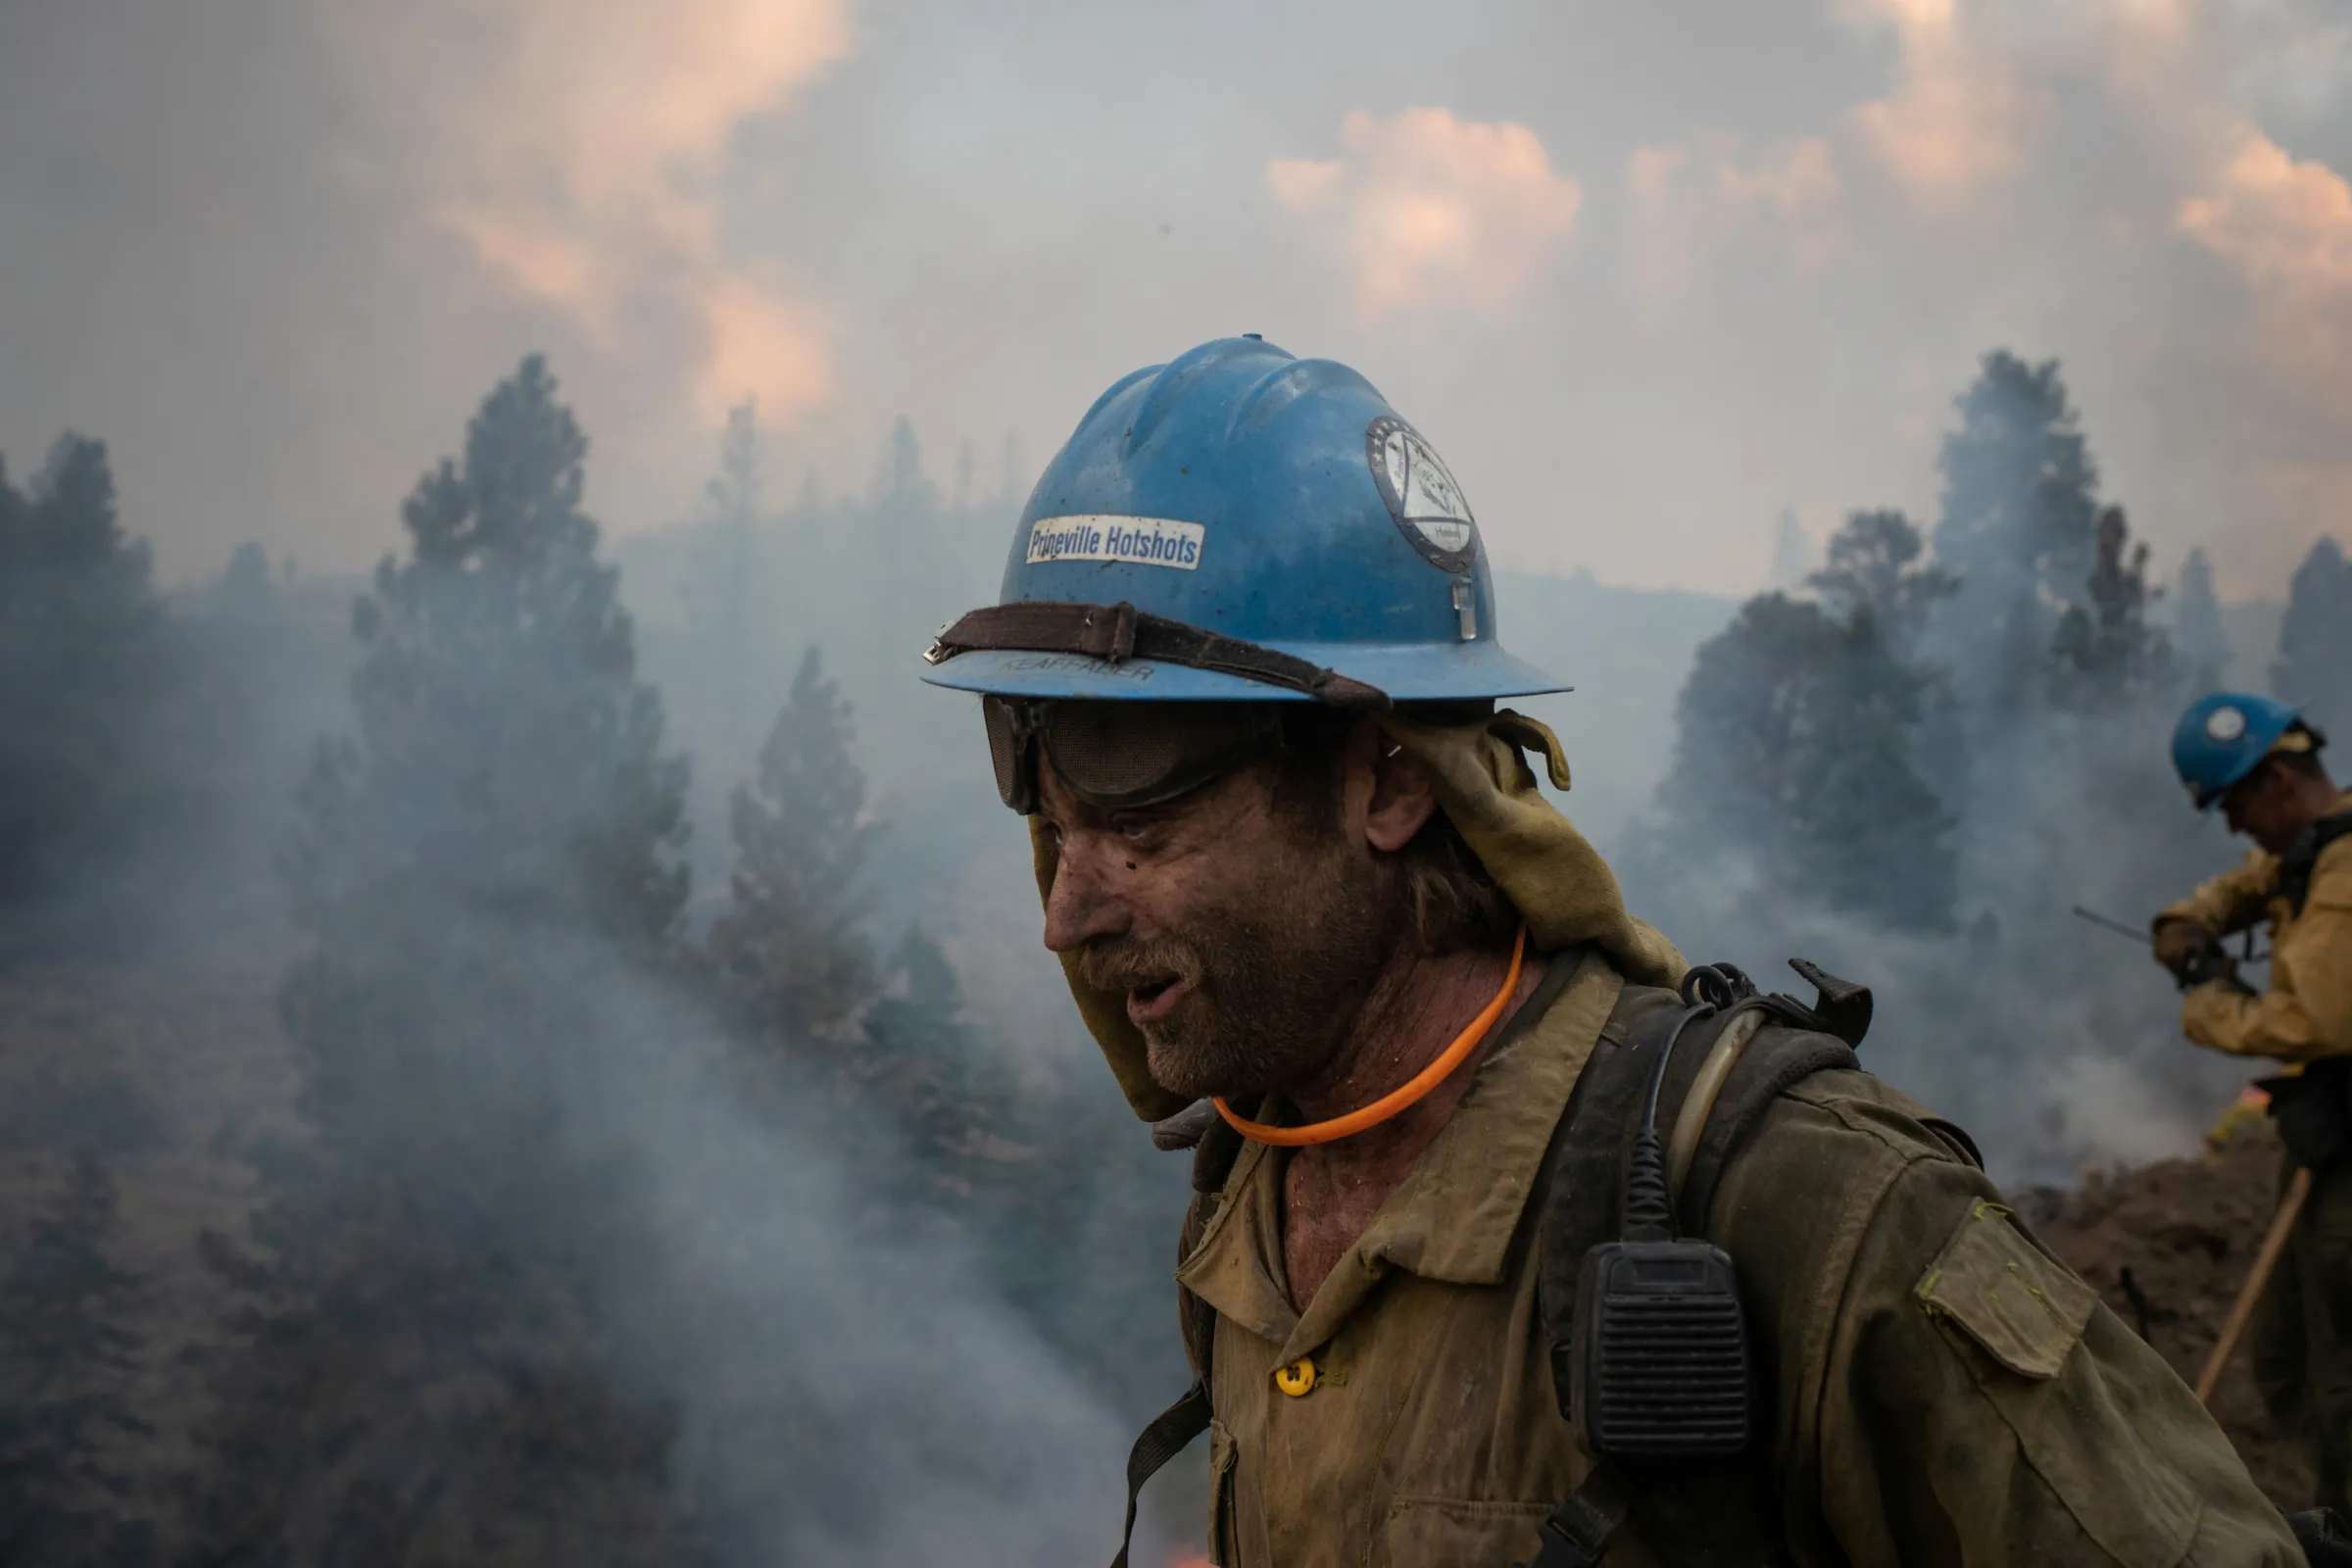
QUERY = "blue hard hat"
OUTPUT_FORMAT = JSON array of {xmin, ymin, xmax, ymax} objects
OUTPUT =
[
  {"xmin": 2172, "ymin": 692, "xmax": 2303, "ymax": 810},
  {"xmin": 920, "ymin": 336, "xmax": 1564, "ymax": 705}
]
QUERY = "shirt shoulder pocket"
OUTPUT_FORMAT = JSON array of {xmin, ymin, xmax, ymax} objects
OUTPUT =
[
  {"xmin": 1910, "ymin": 1198, "xmax": 2203, "ymax": 1567},
  {"xmin": 1915, "ymin": 1200, "xmax": 2096, "ymax": 1378}
]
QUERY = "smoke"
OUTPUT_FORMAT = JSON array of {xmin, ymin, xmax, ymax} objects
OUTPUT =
[
  {"xmin": 10, "ymin": 0, "xmax": 2352, "ymax": 1543},
  {"xmin": 1625, "ymin": 136, "xmax": 1845, "ymax": 293},
  {"xmin": 1266, "ymin": 109, "xmax": 1584, "ymax": 322},
  {"xmin": 0, "ymin": 364, "xmax": 1210, "ymax": 1561},
  {"xmin": 479, "ymin": 931, "xmax": 1146, "ymax": 1563},
  {"xmin": 1844, "ymin": 0, "xmax": 2047, "ymax": 209},
  {"xmin": 2177, "ymin": 127, "xmax": 2352, "ymax": 443},
  {"xmin": 326, "ymin": 0, "xmax": 845, "ymax": 428},
  {"xmin": 6, "ymin": 0, "xmax": 2351, "ymax": 599}
]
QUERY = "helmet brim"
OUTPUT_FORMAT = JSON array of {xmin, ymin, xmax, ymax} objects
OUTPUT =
[{"xmin": 921, "ymin": 639, "xmax": 1569, "ymax": 704}]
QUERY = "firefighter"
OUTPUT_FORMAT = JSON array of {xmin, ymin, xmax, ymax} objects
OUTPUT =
[
  {"xmin": 923, "ymin": 337, "xmax": 2301, "ymax": 1565},
  {"xmin": 2159, "ymin": 692, "xmax": 2352, "ymax": 1515}
]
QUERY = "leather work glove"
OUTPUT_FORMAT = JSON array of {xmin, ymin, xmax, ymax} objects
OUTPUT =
[
  {"xmin": 2196, "ymin": 953, "xmax": 2255, "ymax": 998},
  {"xmin": 2153, "ymin": 918, "xmax": 2224, "ymax": 989}
]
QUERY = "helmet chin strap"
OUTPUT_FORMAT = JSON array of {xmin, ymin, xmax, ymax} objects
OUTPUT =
[
  {"xmin": 1212, "ymin": 924, "xmax": 1526, "ymax": 1147},
  {"xmin": 926, "ymin": 600, "xmax": 1392, "ymax": 710}
]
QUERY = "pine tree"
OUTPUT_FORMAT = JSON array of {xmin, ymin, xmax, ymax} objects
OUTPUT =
[
  {"xmin": 2048, "ymin": 505, "xmax": 2173, "ymax": 710},
  {"xmin": 2175, "ymin": 547, "xmax": 2229, "ymax": 690},
  {"xmin": 708, "ymin": 654, "xmax": 1030, "ymax": 1214},
  {"xmin": 710, "ymin": 646, "xmax": 879, "ymax": 1047},
  {"xmin": 283, "ymin": 349, "xmax": 691, "ymax": 1208},
  {"xmin": 185, "ymin": 357, "xmax": 703, "ymax": 1565},
  {"xmin": 1661, "ymin": 593, "xmax": 1956, "ymax": 931},
  {"xmin": 0, "ymin": 1152, "xmax": 154, "ymax": 1566},
  {"xmin": 211, "ymin": 541, "xmax": 278, "ymax": 622},
  {"xmin": 859, "ymin": 923, "xmax": 1027, "ymax": 1200},
  {"xmin": 289, "ymin": 354, "xmax": 688, "ymax": 967},
  {"xmin": 997, "ymin": 430, "xmax": 1030, "ymax": 510},
  {"xmin": 2274, "ymin": 537, "xmax": 2352, "ymax": 739},
  {"xmin": 872, "ymin": 416, "xmax": 937, "ymax": 513},
  {"xmin": 1934, "ymin": 351, "xmax": 2101, "ymax": 612},
  {"xmin": 686, "ymin": 399, "xmax": 765, "ymax": 761},
  {"xmin": 0, "ymin": 438, "xmax": 163, "ymax": 921},
  {"xmin": 1806, "ymin": 509, "xmax": 1957, "ymax": 654},
  {"xmin": 1769, "ymin": 508, "xmax": 1811, "ymax": 591},
  {"xmin": 278, "ymin": 356, "xmax": 690, "ymax": 1190},
  {"xmin": 1927, "ymin": 352, "xmax": 2105, "ymax": 727}
]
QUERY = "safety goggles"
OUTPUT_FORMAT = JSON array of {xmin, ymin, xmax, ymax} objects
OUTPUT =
[{"xmin": 982, "ymin": 696, "xmax": 1286, "ymax": 814}]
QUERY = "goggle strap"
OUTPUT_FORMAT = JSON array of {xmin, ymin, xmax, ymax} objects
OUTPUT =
[{"xmin": 929, "ymin": 601, "xmax": 1393, "ymax": 710}]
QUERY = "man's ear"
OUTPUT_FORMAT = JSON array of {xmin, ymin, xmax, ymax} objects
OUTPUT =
[{"xmin": 1356, "ymin": 717, "xmax": 1439, "ymax": 853}]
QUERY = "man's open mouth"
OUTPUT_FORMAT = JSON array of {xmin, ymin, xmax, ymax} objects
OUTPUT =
[{"xmin": 1127, "ymin": 975, "xmax": 1189, "ymax": 1025}]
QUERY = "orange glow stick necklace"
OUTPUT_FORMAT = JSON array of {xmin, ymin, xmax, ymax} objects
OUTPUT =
[{"xmin": 1212, "ymin": 924, "xmax": 1527, "ymax": 1148}]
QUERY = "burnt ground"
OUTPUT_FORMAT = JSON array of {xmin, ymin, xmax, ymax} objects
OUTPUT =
[{"xmin": 2027, "ymin": 1112, "xmax": 2314, "ymax": 1509}]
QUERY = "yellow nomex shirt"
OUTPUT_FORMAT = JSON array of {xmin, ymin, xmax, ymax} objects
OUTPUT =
[{"xmin": 2161, "ymin": 792, "xmax": 2352, "ymax": 1061}]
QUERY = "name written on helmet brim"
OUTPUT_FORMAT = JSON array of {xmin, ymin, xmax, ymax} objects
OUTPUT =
[{"xmin": 920, "ymin": 638, "xmax": 1569, "ymax": 704}]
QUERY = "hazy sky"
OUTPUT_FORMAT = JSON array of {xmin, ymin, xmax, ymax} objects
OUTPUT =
[{"xmin": 2, "ymin": 0, "xmax": 2347, "ymax": 597}]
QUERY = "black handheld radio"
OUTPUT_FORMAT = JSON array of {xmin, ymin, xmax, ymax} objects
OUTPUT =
[{"xmin": 1568, "ymin": 966, "xmax": 1753, "ymax": 1459}]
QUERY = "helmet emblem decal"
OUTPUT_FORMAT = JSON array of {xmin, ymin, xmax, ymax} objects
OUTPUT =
[
  {"xmin": 2205, "ymin": 706, "xmax": 2247, "ymax": 743},
  {"xmin": 1365, "ymin": 416, "xmax": 1479, "ymax": 572}
]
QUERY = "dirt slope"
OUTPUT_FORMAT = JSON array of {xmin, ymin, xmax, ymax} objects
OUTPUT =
[{"xmin": 2032, "ymin": 1115, "xmax": 2313, "ymax": 1508}]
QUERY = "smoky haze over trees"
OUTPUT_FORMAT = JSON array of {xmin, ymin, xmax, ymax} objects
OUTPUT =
[
  {"xmin": 0, "ymin": 359, "xmax": 1180, "ymax": 1562},
  {"xmin": 0, "ymin": 336, "xmax": 2342, "ymax": 1558},
  {"xmin": 183, "ymin": 357, "xmax": 710, "ymax": 1562},
  {"xmin": 0, "ymin": 439, "xmax": 161, "ymax": 941},
  {"xmin": 2274, "ymin": 539, "xmax": 2352, "ymax": 743},
  {"xmin": 1636, "ymin": 349, "xmax": 2306, "ymax": 1169}
]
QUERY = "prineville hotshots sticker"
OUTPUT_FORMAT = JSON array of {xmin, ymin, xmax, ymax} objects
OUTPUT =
[{"xmin": 1025, "ymin": 514, "xmax": 1204, "ymax": 569}]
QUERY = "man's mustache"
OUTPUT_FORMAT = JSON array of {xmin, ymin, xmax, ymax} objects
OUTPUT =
[{"xmin": 1073, "ymin": 933, "xmax": 1208, "ymax": 994}]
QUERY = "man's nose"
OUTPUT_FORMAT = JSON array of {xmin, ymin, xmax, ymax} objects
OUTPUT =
[{"xmin": 1041, "ymin": 836, "xmax": 1129, "ymax": 953}]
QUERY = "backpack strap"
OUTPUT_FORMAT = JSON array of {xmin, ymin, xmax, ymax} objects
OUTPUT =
[
  {"xmin": 1674, "ymin": 1008, "xmax": 1859, "ymax": 1239},
  {"xmin": 1526, "ymin": 1462, "xmax": 1631, "ymax": 1567},
  {"xmin": 2278, "ymin": 812, "xmax": 2352, "ymax": 917},
  {"xmin": 1108, "ymin": 1107, "xmax": 1245, "ymax": 1568},
  {"xmin": 1109, "ymin": 1384, "xmax": 1212, "ymax": 1568},
  {"xmin": 1527, "ymin": 970, "xmax": 1871, "ymax": 1568}
]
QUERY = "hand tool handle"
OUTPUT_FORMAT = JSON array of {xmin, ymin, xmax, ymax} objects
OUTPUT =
[{"xmin": 2196, "ymin": 1164, "xmax": 2314, "ymax": 1404}]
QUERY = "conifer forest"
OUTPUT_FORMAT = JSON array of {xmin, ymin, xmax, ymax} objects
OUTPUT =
[{"xmin": 1, "ymin": 338, "xmax": 2345, "ymax": 1560}]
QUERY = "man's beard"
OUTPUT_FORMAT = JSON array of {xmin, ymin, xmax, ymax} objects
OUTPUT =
[{"xmin": 1074, "ymin": 838, "xmax": 1405, "ymax": 1102}]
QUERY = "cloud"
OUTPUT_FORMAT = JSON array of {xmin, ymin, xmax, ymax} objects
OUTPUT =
[
  {"xmin": 2178, "ymin": 128, "xmax": 2352, "ymax": 297},
  {"xmin": 1845, "ymin": 0, "xmax": 2046, "ymax": 207},
  {"xmin": 329, "ymin": 0, "xmax": 852, "ymax": 426},
  {"xmin": 1626, "ymin": 135, "xmax": 1844, "ymax": 290},
  {"xmin": 1266, "ymin": 108, "xmax": 1583, "ymax": 321},
  {"xmin": 2174, "ymin": 124, "xmax": 2352, "ymax": 488}
]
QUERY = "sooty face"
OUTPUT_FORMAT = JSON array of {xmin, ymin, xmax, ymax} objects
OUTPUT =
[{"xmin": 1038, "ymin": 750, "xmax": 1406, "ymax": 1102}]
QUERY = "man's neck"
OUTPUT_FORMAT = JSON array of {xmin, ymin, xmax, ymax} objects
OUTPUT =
[
  {"xmin": 2272, "ymin": 777, "xmax": 2349, "ymax": 854},
  {"xmin": 1274, "ymin": 936, "xmax": 1549, "ymax": 1310},
  {"xmin": 1285, "ymin": 937, "xmax": 1547, "ymax": 1174}
]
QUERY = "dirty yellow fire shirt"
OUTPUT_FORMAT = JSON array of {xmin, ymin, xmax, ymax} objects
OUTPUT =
[
  {"xmin": 2160, "ymin": 794, "xmax": 2352, "ymax": 1061},
  {"xmin": 1173, "ymin": 949, "xmax": 2297, "ymax": 1566}
]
